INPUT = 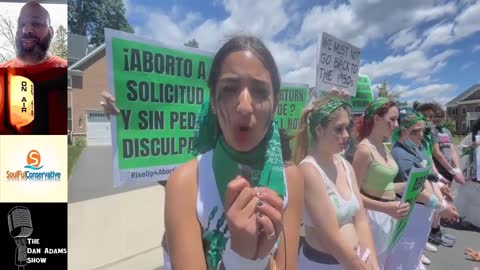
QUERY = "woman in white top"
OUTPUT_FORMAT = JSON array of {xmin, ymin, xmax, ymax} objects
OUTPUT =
[
  {"xmin": 294, "ymin": 95, "xmax": 379, "ymax": 270},
  {"xmin": 102, "ymin": 35, "xmax": 304, "ymax": 270}
]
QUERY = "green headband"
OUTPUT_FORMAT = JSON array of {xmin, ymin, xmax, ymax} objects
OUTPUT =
[
  {"xmin": 308, "ymin": 98, "xmax": 351, "ymax": 136},
  {"xmin": 391, "ymin": 108, "xmax": 426, "ymax": 143},
  {"xmin": 364, "ymin": 97, "xmax": 389, "ymax": 119}
]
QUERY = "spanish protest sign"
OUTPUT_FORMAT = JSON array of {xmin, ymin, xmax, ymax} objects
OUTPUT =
[
  {"xmin": 277, "ymin": 83, "xmax": 308, "ymax": 136},
  {"xmin": 105, "ymin": 29, "xmax": 214, "ymax": 187},
  {"xmin": 349, "ymin": 74, "xmax": 374, "ymax": 113},
  {"xmin": 388, "ymin": 166, "xmax": 431, "ymax": 250},
  {"xmin": 316, "ymin": 32, "xmax": 360, "ymax": 96},
  {"xmin": 106, "ymin": 29, "xmax": 308, "ymax": 186}
]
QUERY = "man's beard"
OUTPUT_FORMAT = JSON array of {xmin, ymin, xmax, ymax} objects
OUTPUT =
[{"xmin": 15, "ymin": 32, "xmax": 52, "ymax": 64}]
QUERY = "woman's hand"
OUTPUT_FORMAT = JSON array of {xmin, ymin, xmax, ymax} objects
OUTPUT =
[
  {"xmin": 254, "ymin": 187, "xmax": 284, "ymax": 259},
  {"xmin": 101, "ymin": 91, "xmax": 120, "ymax": 117},
  {"xmin": 328, "ymin": 88, "xmax": 350, "ymax": 100},
  {"xmin": 385, "ymin": 201, "xmax": 410, "ymax": 219},
  {"xmin": 471, "ymin": 141, "xmax": 480, "ymax": 149},
  {"xmin": 439, "ymin": 202, "xmax": 459, "ymax": 222},
  {"xmin": 440, "ymin": 185, "xmax": 454, "ymax": 201},
  {"xmin": 224, "ymin": 177, "xmax": 260, "ymax": 259}
]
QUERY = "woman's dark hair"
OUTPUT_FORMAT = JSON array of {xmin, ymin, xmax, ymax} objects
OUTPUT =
[
  {"xmin": 414, "ymin": 102, "xmax": 435, "ymax": 113},
  {"xmin": 208, "ymin": 35, "xmax": 281, "ymax": 104},
  {"xmin": 354, "ymin": 100, "xmax": 397, "ymax": 141}
]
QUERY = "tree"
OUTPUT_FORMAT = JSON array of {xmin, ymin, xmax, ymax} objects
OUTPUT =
[
  {"xmin": 68, "ymin": 0, "xmax": 133, "ymax": 46},
  {"xmin": 0, "ymin": 14, "xmax": 16, "ymax": 63},
  {"xmin": 376, "ymin": 80, "xmax": 408, "ymax": 106},
  {"xmin": 184, "ymin": 39, "xmax": 199, "ymax": 48},
  {"xmin": 50, "ymin": 25, "xmax": 68, "ymax": 60},
  {"xmin": 442, "ymin": 118, "xmax": 457, "ymax": 134}
]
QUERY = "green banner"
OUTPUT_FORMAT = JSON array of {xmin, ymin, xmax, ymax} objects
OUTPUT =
[
  {"xmin": 277, "ymin": 84, "xmax": 308, "ymax": 136},
  {"xmin": 112, "ymin": 38, "xmax": 212, "ymax": 169},
  {"xmin": 388, "ymin": 166, "xmax": 431, "ymax": 250},
  {"xmin": 106, "ymin": 29, "xmax": 214, "ymax": 186},
  {"xmin": 349, "ymin": 74, "xmax": 374, "ymax": 113}
]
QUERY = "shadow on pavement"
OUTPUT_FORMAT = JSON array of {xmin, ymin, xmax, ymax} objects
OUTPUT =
[
  {"xmin": 69, "ymin": 146, "xmax": 168, "ymax": 203},
  {"xmin": 443, "ymin": 221, "xmax": 480, "ymax": 233}
]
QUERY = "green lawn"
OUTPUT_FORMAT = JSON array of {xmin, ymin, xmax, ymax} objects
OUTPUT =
[
  {"xmin": 68, "ymin": 143, "xmax": 85, "ymax": 177},
  {"xmin": 452, "ymin": 135, "xmax": 464, "ymax": 145}
]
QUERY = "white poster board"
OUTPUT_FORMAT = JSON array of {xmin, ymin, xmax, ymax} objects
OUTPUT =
[{"xmin": 316, "ymin": 32, "xmax": 361, "ymax": 96}]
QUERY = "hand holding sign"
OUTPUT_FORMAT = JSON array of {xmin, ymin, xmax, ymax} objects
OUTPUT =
[
  {"xmin": 385, "ymin": 201, "xmax": 410, "ymax": 219},
  {"xmin": 101, "ymin": 91, "xmax": 120, "ymax": 118}
]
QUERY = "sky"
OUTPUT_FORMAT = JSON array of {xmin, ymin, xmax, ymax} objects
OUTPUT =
[
  {"xmin": 0, "ymin": 1, "xmax": 67, "ymax": 61},
  {"xmin": 123, "ymin": 0, "xmax": 480, "ymax": 105}
]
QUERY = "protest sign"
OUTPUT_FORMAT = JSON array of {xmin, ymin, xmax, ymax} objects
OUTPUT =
[
  {"xmin": 349, "ymin": 74, "xmax": 374, "ymax": 113},
  {"xmin": 106, "ymin": 29, "xmax": 308, "ymax": 186},
  {"xmin": 277, "ymin": 83, "xmax": 308, "ymax": 136},
  {"xmin": 316, "ymin": 32, "xmax": 360, "ymax": 96},
  {"xmin": 105, "ymin": 29, "xmax": 214, "ymax": 187},
  {"xmin": 388, "ymin": 166, "xmax": 431, "ymax": 250}
]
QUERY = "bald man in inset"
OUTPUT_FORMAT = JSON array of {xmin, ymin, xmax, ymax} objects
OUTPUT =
[
  {"xmin": 0, "ymin": 1, "xmax": 67, "ymax": 68},
  {"xmin": 0, "ymin": 1, "xmax": 67, "ymax": 135}
]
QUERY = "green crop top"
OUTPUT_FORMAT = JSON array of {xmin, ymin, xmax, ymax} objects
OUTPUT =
[{"xmin": 360, "ymin": 143, "xmax": 399, "ymax": 195}]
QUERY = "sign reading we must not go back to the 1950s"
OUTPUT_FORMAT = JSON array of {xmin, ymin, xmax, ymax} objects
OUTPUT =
[{"xmin": 316, "ymin": 32, "xmax": 361, "ymax": 96}]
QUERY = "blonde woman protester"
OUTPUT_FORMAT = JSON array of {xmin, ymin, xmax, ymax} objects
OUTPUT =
[
  {"xmin": 352, "ymin": 98, "xmax": 409, "ymax": 268},
  {"xmin": 294, "ymin": 96, "xmax": 379, "ymax": 270},
  {"xmin": 103, "ymin": 36, "xmax": 304, "ymax": 270},
  {"xmin": 386, "ymin": 108, "xmax": 458, "ymax": 270}
]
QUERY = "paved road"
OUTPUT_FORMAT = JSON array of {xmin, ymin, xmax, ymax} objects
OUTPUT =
[
  {"xmin": 69, "ymin": 146, "xmax": 160, "ymax": 203},
  {"xmin": 69, "ymin": 146, "xmax": 165, "ymax": 270},
  {"xmin": 426, "ymin": 222, "xmax": 480, "ymax": 270},
  {"xmin": 69, "ymin": 146, "xmax": 480, "ymax": 270}
]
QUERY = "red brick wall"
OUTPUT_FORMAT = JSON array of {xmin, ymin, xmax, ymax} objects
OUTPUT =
[{"xmin": 68, "ymin": 55, "xmax": 108, "ymax": 141}]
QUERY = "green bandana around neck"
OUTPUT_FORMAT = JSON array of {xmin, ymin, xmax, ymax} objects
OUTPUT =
[
  {"xmin": 191, "ymin": 95, "xmax": 286, "ymax": 270},
  {"xmin": 364, "ymin": 97, "xmax": 389, "ymax": 119},
  {"xmin": 191, "ymin": 95, "xmax": 286, "ymax": 204},
  {"xmin": 213, "ymin": 122, "xmax": 285, "ymax": 204}
]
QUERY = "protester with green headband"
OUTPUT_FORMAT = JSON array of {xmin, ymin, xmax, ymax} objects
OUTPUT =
[
  {"xmin": 387, "ymin": 107, "xmax": 458, "ymax": 270},
  {"xmin": 163, "ymin": 36, "xmax": 303, "ymax": 270},
  {"xmin": 352, "ymin": 97, "xmax": 409, "ymax": 269},
  {"xmin": 294, "ymin": 95, "xmax": 378, "ymax": 270}
]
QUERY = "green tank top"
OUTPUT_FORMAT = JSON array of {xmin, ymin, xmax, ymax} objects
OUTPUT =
[{"xmin": 361, "ymin": 143, "xmax": 399, "ymax": 194}]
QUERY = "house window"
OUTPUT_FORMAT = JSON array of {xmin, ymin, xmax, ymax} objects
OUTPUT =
[
  {"xmin": 450, "ymin": 108, "xmax": 457, "ymax": 116},
  {"xmin": 463, "ymin": 107, "xmax": 467, "ymax": 114},
  {"xmin": 475, "ymin": 106, "xmax": 480, "ymax": 112},
  {"xmin": 462, "ymin": 121, "xmax": 467, "ymax": 132}
]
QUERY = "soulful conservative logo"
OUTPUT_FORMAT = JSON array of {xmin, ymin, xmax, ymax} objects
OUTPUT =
[
  {"xmin": 25, "ymin": 150, "xmax": 43, "ymax": 170},
  {"xmin": 6, "ymin": 150, "xmax": 61, "ymax": 181}
]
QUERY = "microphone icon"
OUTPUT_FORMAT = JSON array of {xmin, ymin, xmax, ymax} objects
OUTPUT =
[{"xmin": 7, "ymin": 206, "xmax": 33, "ymax": 270}]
